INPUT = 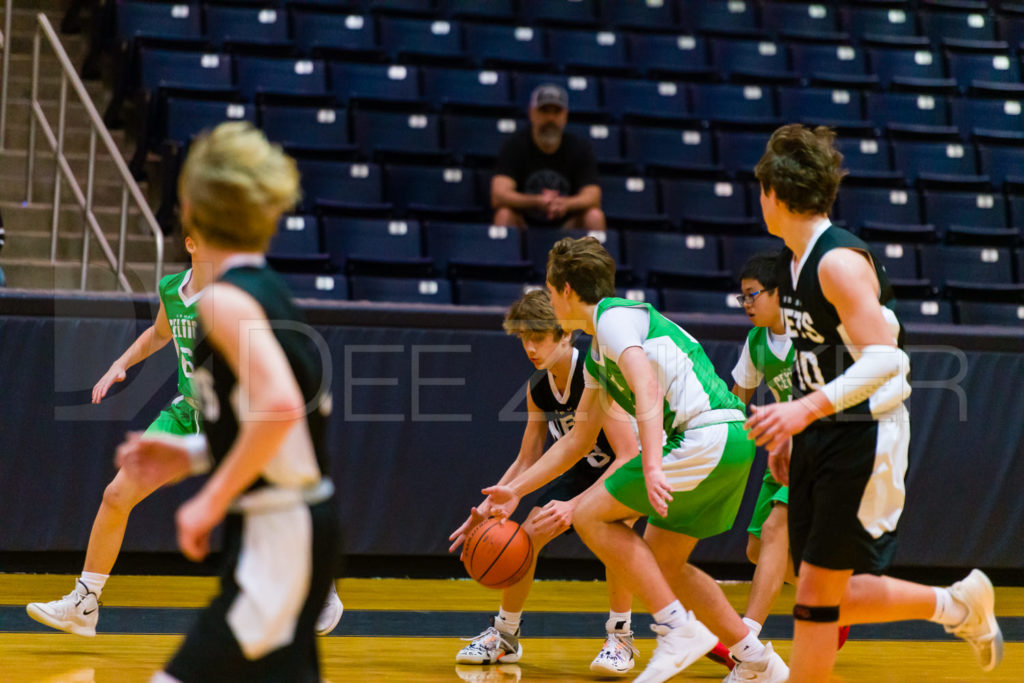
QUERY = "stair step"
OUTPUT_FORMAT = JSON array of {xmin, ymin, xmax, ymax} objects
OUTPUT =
[
  {"xmin": 2, "ymin": 173, "xmax": 150, "ymax": 207},
  {"xmin": 0, "ymin": 147, "xmax": 138, "ymax": 185},
  {"xmin": 3, "ymin": 229, "xmax": 179, "ymax": 262},
  {"xmin": 3, "ymin": 74, "xmax": 109, "ymax": 103},
  {"xmin": 0, "ymin": 202, "xmax": 151, "ymax": 234},
  {"xmin": 0, "ymin": 258, "xmax": 189, "ymax": 293}
]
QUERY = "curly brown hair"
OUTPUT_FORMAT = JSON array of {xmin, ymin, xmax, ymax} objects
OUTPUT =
[
  {"xmin": 546, "ymin": 236, "xmax": 616, "ymax": 305},
  {"xmin": 754, "ymin": 124, "xmax": 847, "ymax": 216}
]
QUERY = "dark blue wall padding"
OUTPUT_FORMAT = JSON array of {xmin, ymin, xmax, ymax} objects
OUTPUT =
[{"xmin": 1, "ymin": 294, "xmax": 1022, "ymax": 569}]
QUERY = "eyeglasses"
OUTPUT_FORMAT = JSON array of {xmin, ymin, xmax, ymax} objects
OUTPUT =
[{"xmin": 734, "ymin": 289, "xmax": 768, "ymax": 306}]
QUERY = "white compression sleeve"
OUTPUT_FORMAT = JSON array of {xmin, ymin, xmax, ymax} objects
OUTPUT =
[{"xmin": 820, "ymin": 345, "xmax": 910, "ymax": 413}]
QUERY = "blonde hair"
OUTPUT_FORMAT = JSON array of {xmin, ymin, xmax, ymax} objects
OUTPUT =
[
  {"xmin": 503, "ymin": 289, "xmax": 565, "ymax": 339},
  {"xmin": 178, "ymin": 121, "xmax": 301, "ymax": 251}
]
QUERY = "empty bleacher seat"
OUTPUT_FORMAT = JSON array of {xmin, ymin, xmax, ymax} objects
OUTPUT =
[
  {"xmin": 778, "ymin": 86, "xmax": 867, "ymax": 126},
  {"xmin": 463, "ymin": 24, "xmax": 549, "ymax": 69},
  {"xmin": 891, "ymin": 133, "xmax": 978, "ymax": 181},
  {"xmin": 519, "ymin": 0, "xmax": 597, "ymax": 27},
  {"xmin": 296, "ymin": 159, "xmax": 385, "ymax": 210},
  {"xmin": 379, "ymin": 16, "xmax": 466, "ymax": 62},
  {"xmin": 661, "ymin": 288, "xmax": 744, "ymax": 314},
  {"xmin": 425, "ymin": 222, "xmax": 527, "ymax": 275},
  {"xmin": 235, "ymin": 57, "xmax": 328, "ymax": 100},
  {"xmin": 624, "ymin": 232, "xmax": 722, "ymax": 284},
  {"xmin": 455, "ymin": 280, "xmax": 539, "ymax": 306},
  {"xmin": 721, "ymin": 235, "xmax": 786, "ymax": 276},
  {"xmin": 524, "ymin": 227, "xmax": 621, "ymax": 279},
  {"xmin": 710, "ymin": 38, "xmax": 790, "ymax": 79},
  {"xmin": 602, "ymin": 77, "xmax": 689, "ymax": 120},
  {"xmin": 923, "ymin": 188, "xmax": 1009, "ymax": 238},
  {"xmin": 890, "ymin": 299, "xmax": 954, "ymax": 324},
  {"xmin": 921, "ymin": 3, "xmax": 996, "ymax": 44},
  {"xmin": 952, "ymin": 87, "xmax": 1024, "ymax": 137},
  {"xmin": 840, "ymin": 4, "xmax": 918, "ymax": 41},
  {"xmin": 330, "ymin": 63, "xmax": 422, "ymax": 104},
  {"xmin": 353, "ymin": 110, "xmax": 443, "ymax": 158},
  {"xmin": 601, "ymin": 0, "xmax": 678, "ymax": 30},
  {"xmin": 790, "ymin": 43, "xmax": 869, "ymax": 80},
  {"xmin": 626, "ymin": 33, "xmax": 710, "ymax": 78},
  {"xmin": 599, "ymin": 176, "xmax": 663, "ymax": 221},
  {"xmin": 624, "ymin": 125, "xmax": 714, "ymax": 170},
  {"xmin": 260, "ymin": 104, "xmax": 350, "ymax": 151},
  {"xmin": 385, "ymin": 165, "xmax": 479, "ymax": 214},
  {"xmin": 837, "ymin": 185, "xmax": 923, "ymax": 233},
  {"xmin": 138, "ymin": 48, "xmax": 234, "ymax": 93},
  {"xmin": 292, "ymin": 12, "xmax": 379, "ymax": 58},
  {"xmin": 869, "ymin": 46, "xmax": 946, "ymax": 87},
  {"xmin": 835, "ymin": 136, "xmax": 893, "ymax": 174},
  {"xmin": 269, "ymin": 214, "xmax": 323, "ymax": 259},
  {"xmin": 716, "ymin": 128, "xmax": 776, "ymax": 175},
  {"xmin": 977, "ymin": 132, "xmax": 1024, "ymax": 187},
  {"xmin": 422, "ymin": 67, "xmax": 512, "ymax": 108},
  {"xmin": 867, "ymin": 241, "xmax": 923, "ymax": 281},
  {"xmin": 679, "ymin": 0, "xmax": 759, "ymax": 34},
  {"xmin": 547, "ymin": 29, "xmax": 629, "ymax": 73},
  {"xmin": 204, "ymin": 5, "xmax": 289, "ymax": 48},
  {"xmin": 280, "ymin": 273, "xmax": 349, "ymax": 301},
  {"xmin": 565, "ymin": 122, "xmax": 624, "ymax": 163},
  {"xmin": 442, "ymin": 0, "xmax": 515, "ymax": 22},
  {"xmin": 760, "ymin": 1, "xmax": 839, "ymax": 37},
  {"xmin": 443, "ymin": 113, "xmax": 523, "ymax": 160},
  {"xmin": 660, "ymin": 179, "xmax": 749, "ymax": 230},
  {"xmin": 164, "ymin": 98, "xmax": 253, "ymax": 147},
  {"xmin": 349, "ymin": 276, "xmax": 454, "ymax": 304},
  {"xmin": 691, "ymin": 84, "xmax": 777, "ymax": 125},
  {"xmin": 922, "ymin": 245, "xmax": 1016, "ymax": 288},
  {"xmin": 866, "ymin": 90, "xmax": 952, "ymax": 129},
  {"xmin": 946, "ymin": 43, "xmax": 1019, "ymax": 88},
  {"xmin": 956, "ymin": 300, "xmax": 1024, "ymax": 325},
  {"xmin": 116, "ymin": 2, "xmax": 201, "ymax": 43},
  {"xmin": 322, "ymin": 216, "xmax": 426, "ymax": 272}
]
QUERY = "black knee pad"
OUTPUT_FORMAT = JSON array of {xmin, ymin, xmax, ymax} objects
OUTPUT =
[{"xmin": 793, "ymin": 603, "xmax": 840, "ymax": 623}]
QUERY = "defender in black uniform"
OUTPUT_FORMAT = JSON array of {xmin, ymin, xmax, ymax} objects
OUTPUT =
[
  {"xmin": 116, "ymin": 122, "xmax": 340, "ymax": 682},
  {"xmin": 449, "ymin": 290, "xmax": 642, "ymax": 675},
  {"xmin": 746, "ymin": 124, "xmax": 1002, "ymax": 682}
]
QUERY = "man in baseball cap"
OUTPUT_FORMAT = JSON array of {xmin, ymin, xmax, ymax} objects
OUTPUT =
[{"xmin": 491, "ymin": 83, "xmax": 605, "ymax": 230}]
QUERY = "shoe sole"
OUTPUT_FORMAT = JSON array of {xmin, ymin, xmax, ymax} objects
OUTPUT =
[
  {"xmin": 456, "ymin": 644, "xmax": 523, "ymax": 665},
  {"xmin": 634, "ymin": 627, "xmax": 718, "ymax": 683},
  {"xmin": 315, "ymin": 602, "xmax": 344, "ymax": 636},
  {"xmin": 25, "ymin": 604, "xmax": 96, "ymax": 637},
  {"xmin": 589, "ymin": 660, "xmax": 635, "ymax": 675},
  {"xmin": 963, "ymin": 570, "xmax": 1003, "ymax": 672}
]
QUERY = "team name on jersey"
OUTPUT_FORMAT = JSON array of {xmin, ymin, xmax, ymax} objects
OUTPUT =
[
  {"xmin": 780, "ymin": 302, "xmax": 825, "ymax": 344},
  {"xmin": 550, "ymin": 408, "xmax": 576, "ymax": 438},
  {"xmin": 170, "ymin": 317, "xmax": 197, "ymax": 340},
  {"xmin": 767, "ymin": 369, "xmax": 792, "ymax": 398}
]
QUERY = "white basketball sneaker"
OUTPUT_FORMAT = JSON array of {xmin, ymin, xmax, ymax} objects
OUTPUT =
[
  {"xmin": 723, "ymin": 642, "xmax": 789, "ymax": 683},
  {"xmin": 315, "ymin": 582, "xmax": 344, "ymax": 636},
  {"xmin": 590, "ymin": 630, "xmax": 639, "ymax": 675},
  {"xmin": 945, "ymin": 569, "xmax": 1003, "ymax": 671},
  {"xmin": 633, "ymin": 612, "xmax": 718, "ymax": 683},
  {"xmin": 456, "ymin": 618, "xmax": 523, "ymax": 664},
  {"xmin": 26, "ymin": 580, "xmax": 99, "ymax": 637}
]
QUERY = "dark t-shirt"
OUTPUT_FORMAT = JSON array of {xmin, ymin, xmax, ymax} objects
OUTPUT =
[{"xmin": 494, "ymin": 129, "xmax": 599, "ymax": 225}]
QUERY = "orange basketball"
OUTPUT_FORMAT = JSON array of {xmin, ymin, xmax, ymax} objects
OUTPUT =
[{"xmin": 462, "ymin": 518, "xmax": 534, "ymax": 589}]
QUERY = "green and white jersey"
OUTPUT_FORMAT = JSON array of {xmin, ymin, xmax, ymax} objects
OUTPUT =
[
  {"xmin": 583, "ymin": 297, "xmax": 746, "ymax": 437},
  {"xmin": 158, "ymin": 269, "xmax": 201, "ymax": 400},
  {"xmin": 731, "ymin": 326, "xmax": 794, "ymax": 402}
]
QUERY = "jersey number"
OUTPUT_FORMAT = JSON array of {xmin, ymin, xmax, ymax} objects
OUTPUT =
[
  {"xmin": 794, "ymin": 350, "xmax": 825, "ymax": 392},
  {"xmin": 180, "ymin": 347, "xmax": 194, "ymax": 378}
]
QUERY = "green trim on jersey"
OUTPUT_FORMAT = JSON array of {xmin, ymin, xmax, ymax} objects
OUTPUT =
[
  {"xmin": 746, "ymin": 326, "xmax": 794, "ymax": 403},
  {"xmin": 158, "ymin": 269, "xmax": 200, "ymax": 400},
  {"xmin": 143, "ymin": 398, "xmax": 201, "ymax": 437},
  {"xmin": 584, "ymin": 298, "xmax": 746, "ymax": 437}
]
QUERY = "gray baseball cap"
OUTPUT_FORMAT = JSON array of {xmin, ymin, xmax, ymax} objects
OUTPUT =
[{"xmin": 530, "ymin": 83, "xmax": 569, "ymax": 110}]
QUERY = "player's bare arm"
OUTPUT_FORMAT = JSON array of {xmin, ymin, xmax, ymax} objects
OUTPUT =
[
  {"xmin": 491, "ymin": 174, "xmax": 546, "ymax": 212},
  {"xmin": 176, "ymin": 283, "xmax": 307, "ymax": 561},
  {"xmin": 92, "ymin": 302, "xmax": 174, "ymax": 404}
]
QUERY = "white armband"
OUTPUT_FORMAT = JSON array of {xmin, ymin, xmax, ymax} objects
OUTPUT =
[
  {"xmin": 820, "ymin": 345, "xmax": 910, "ymax": 413},
  {"xmin": 183, "ymin": 434, "xmax": 212, "ymax": 475}
]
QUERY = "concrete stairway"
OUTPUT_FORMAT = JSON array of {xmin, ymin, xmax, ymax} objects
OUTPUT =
[{"xmin": 0, "ymin": 0, "xmax": 184, "ymax": 293}]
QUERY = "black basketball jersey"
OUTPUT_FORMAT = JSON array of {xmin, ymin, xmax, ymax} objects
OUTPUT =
[
  {"xmin": 777, "ymin": 225, "xmax": 903, "ymax": 419},
  {"xmin": 192, "ymin": 260, "xmax": 331, "ymax": 490},
  {"xmin": 528, "ymin": 347, "xmax": 615, "ymax": 468}
]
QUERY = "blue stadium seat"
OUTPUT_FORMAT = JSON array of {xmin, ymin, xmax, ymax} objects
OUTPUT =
[
  {"xmin": 923, "ymin": 188, "xmax": 1009, "ymax": 237},
  {"xmin": 996, "ymin": 10, "xmax": 1024, "ymax": 47},
  {"xmin": 322, "ymin": 216, "xmax": 425, "ymax": 271},
  {"xmin": 710, "ymin": 38, "xmax": 790, "ymax": 79},
  {"xmin": 138, "ymin": 48, "xmax": 233, "ymax": 93},
  {"xmin": 548, "ymin": 29, "xmax": 629, "ymax": 73},
  {"xmin": 379, "ymin": 16, "xmax": 466, "ymax": 62},
  {"xmin": 946, "ymin": 45, "xmax": 1020, "ymax": 88},
  {"xmin": 952, "ymin": 91, "xmax": 1024, "ymax": 137},
  {"xmin": 624, "ymin": 232, "xmax": 722, "ymax": 284},
  {"xmin": 442, "ymin": 0, "xmax": 515, "ymax": 21},
  {"xmin": 891, "ymin": 135, "xmax": 978, "ymax": 181},
  {"xmin": 164, "ymin": 98, "xmax": 253, "ymax": 146},
  {"xmin": 866, "ymin": 91, "xmax": 951, "ymax": 129},
  {"xmin": 599, "ymin": 176, "xmax": 662, "ymax": 221},
  {"xmin": 368, "ymin": 0, "xmax": 435, "ymax": 14},
  {"xmin": 661, "ymin": 288, "xmax": 744, "ymax": 315},
  {"xmin": 117, "ymin": 2, "xmax": 202, "ymax": 43},
  {"xmin": 349, "ymin": 276, "xmax": 453, "ymax": 304},
  {"xmin": 867, "ymin": 241, "xmax": 923, "ymax": 281},
  {"xmin": 616, "ymin": 287, "xmax": 661, "ymax": 306},
  {"xmin": 891, "ymin": 299, "xmax": 954, "ymax": 324},
  {"xmin": 660, "ymin": 179, "xmax": 749, "ymax": 230},
  {"xmin": 353, "ymin": 110, "xmax": 442, "ymax": 158},
  {"xmin": 956, "ymin": 300, "xmax": 1024, "ymax": 325},
  {"xmin": 761, "ymin": 1, "xmax": 839, "ymax": 37},
  {"xmin": 513, "ymin": 73, "xmax": 601, "ymax": 114},
  {"xmin": 565, "ymin": 122, "xmax": 624, "ymax": 163},
  {"xmin": 295, "ymin": 160, "xmax": 385, "ymax": 210},
  {"xmin": 422, "ymin": 67, "xmax": 512, "ymax": 108},
  {"xmin": 922, "ymin": 245, "xmax": 1015, "ymax": 288},
  {"xmin": 292, "ymin": 12, "xmax": 379, "ymax": 57},
  {"xmin": 260, "ymin": 104, "xmax": 350, "ymax": 151},
  {"xmin": 839, "ymin": 4, "xmax": 918, "ymax": 40},
  {"xmin": 977, "ymin": 133, "xmax": 1024, "ymax": 187},
  {"xmin": 627, "ymin": 33, "xmax": 710, "ymax": 78},
  {"xmin": 691, "ymin": 84, "xmax": 777, "ymax": 125},
  {"xmin": 790, "ymin": 43, "xmax": 869, "ymax": 80},
  {"xmin": 836, "ymin": 185, "xmax": 923, "ymax": 233},
  {"xmin": 236, "ymin": 57, "xmax": 328, "ymax": 100},
  {"xmin": 624, "ymin": 125, "xmax": 714, "ymax": 170},
  {"xmin": 204, "ymin": 6, "xmax": 289, "ymax": 49},
  {"xmin": 443, "ymin": 113, "xmax": 523, "ymax": 160},
  {"xmin": 602, "ymin": 77, "xmax": 689, "ymax": 120},
  {"xmin": 716, "ymin": 129, "xmax": 775, "ymax": 175},
  {"xmin": 463, "ymin": 24, "xmax": 549, "ymax": 69},
  {"xmin": 721, "ymin": 235, "xmax": 786, "ymax": 276},
  {"xmin": 330, "ymin": 63, "xmax": 421, "ymax": 105},
  {"xmin": 268, "ymin": 214, "xmax": 323, "ymax": 259},
  {"xmin": 385, "ymin": 165, "xmax": 479, "ymax": 214},
  {"xmin": 835, "ymin": 136, "xmax": 893, "ymax": 174},
  {"xmin": 921, "ymin": 6, "xmax": 996, "ymax": 44},
  {"xmin": 602, "ymin": 0, "xmax": 678, "ymax": 30},
  {"xmin": 519, "ymin": 0, "xmax": 597, "ymax": 27},
  {"xmin": 778, "ymin": 86, "xmax": 867, "ymax": 126},
  {"xmin": 425, "ymin": 222, "xmax": 527, "ymax": 274},
  {"xmin": 869, "ymin": 46, "xmax": 946, "ymax": 87},
  {"xmin": 679, "ymin": 0, "xmax": 759, "ymax": 34},
  {"xmin": 455, "ymin": 280, "xmax": 539, "ymax": 306},
  {"xmin": 524, "ymin": 227, "xmax": 622, "ymax": 279},
  {"xmin": 280, "ymin": 273, "xmax": 349, "ymax": 301}
]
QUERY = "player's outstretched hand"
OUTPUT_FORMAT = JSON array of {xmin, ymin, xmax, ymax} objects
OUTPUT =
[
  {"xmin": 768, "ymin": 437, "xmax": 792, "ymax": 486},
  {"xmin": 176, "ymin": 493, "xmax": 222, "ymax": 562},
  {"xmin": 533, "ymin": 499, "xmax": 574, "ymax": 537},
  {"xmin": 746, "ymin": 401, "xmax": 813, "ymax": 453},
  {"xmin": 643, "ymin": 466, "xmax": 673, "ymax": 517},
  {"xmin": 115, "ymin": 433, "xmax": 191, "ymax": 488},
  {"xmin": 481, "ymin": 485, "xmax": 521, "ymax": 522},
  {"xmin": 93, "ymin": 364, "xmax": 127, "ymax": 403},
  {"xmin": 448, "ymin": 499, "xmax": 492, "ymax": 556}
]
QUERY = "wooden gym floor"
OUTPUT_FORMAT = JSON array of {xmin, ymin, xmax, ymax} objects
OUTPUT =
[{"xmin": 1, "ymin": 574, "xmax": 1021, "ymax": 682}]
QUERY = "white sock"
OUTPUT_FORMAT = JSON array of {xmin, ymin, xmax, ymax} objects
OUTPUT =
[
  {"xmin": 931, "ymin": 587, "xmax": 968, "ymax": 626},
  {"xmin": 742, "ymin": 616, "xmax": 763, "ymax": 637},
  {"xmin": 607, "ymin": 610, "xmax": 632, "ymax": 633},
  {"xmin": 652, "ymin": 600, "xmax": 688, "ymax": 629},
  {"xmin": 79, "ymin": 571, "xmax": 108, "ymax": 597},
  {"xmin": 496, "ymin": 608, "xmax": 522, "ymax": 634},
  {"xmin": 728, "ymin": 629, "xmax": 766, "ymax": 662}
]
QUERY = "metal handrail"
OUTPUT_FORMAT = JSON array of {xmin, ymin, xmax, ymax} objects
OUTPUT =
[
  {"xmin": 0, "ymin": 0, "xmax": 12, "ymax": 149},
  {"xmin": 24, "ymin": 12, "xmax": 163, "ymax": 292}
]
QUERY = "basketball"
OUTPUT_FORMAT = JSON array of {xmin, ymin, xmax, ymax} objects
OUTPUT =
[{"xmin": 462, "ymin": 518, "xmax": 534, "ymax": 589}]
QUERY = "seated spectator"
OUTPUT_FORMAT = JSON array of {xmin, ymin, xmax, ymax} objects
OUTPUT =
[{"xmin": 491, "ymin": 84, "xmax": 605, "ymax": 230}]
